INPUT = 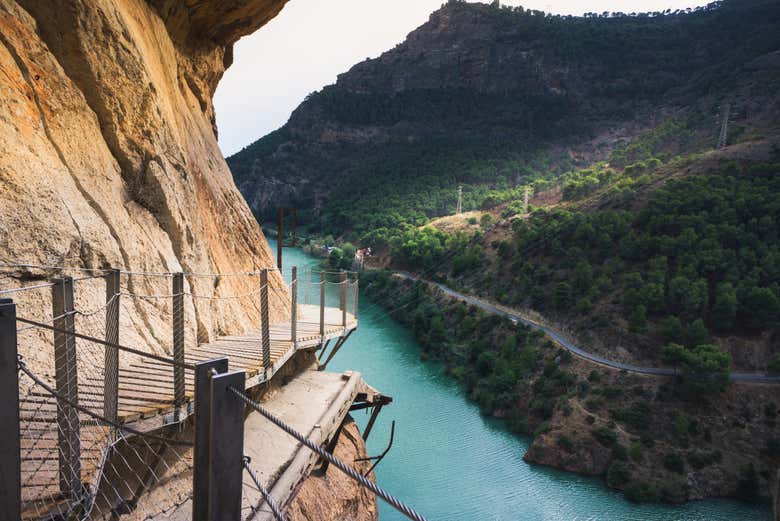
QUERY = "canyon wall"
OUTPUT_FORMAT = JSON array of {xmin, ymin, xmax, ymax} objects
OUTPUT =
[{"xmin": 0, "ymin": 0, "xmax": 289, "ymax": 354}]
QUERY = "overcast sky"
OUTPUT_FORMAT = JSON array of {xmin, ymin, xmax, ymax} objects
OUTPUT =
[{"xmin": 214, "ymin": 0, "xmax": 710, "ymax": 156}]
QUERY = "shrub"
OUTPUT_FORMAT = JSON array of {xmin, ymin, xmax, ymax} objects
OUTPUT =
[
  {"xmin": 585, "ymin": 398, "xmax": 602, "ymax": 412},
  {"xmin": 769, "ymin": 354, "xmax": 780, "ymax": 375},
  {"xmin": 660, "ymin": 480, "xmax": 690, "ymax": 503},
  {"xmin": 558, "ymin": 434, "xmax": 574, "ymax": 452},
  {"xmin": 628, "ymin": 442, "xmax": 643, "ymax": 462},
  {"xmin": 508, "ymin": 412, "xmax": 529, "ymax": 434},
  {"xmin": 533, "ymin": 421, "xmax": 551, "ymax": 437},
  {"xmin": 625, "ymin": 481, "xmax": 659, "ymax": 503},
  {"xmin": 662, "ymin": 343, "xmax": 732, "ymax": 397},
  {"xmin": 612, "ymin": 443, "xmax": 628, "ymax": 461},
  {"xmin": 480, "ymin": 213, "xmax": 495, "ymax": 229},
  {"xmin": 736, "ymin": 464, "xmax": 761, "ymax": 502},
  {"xmin": 592, "ymin": 427, "xmax": 618, "ymax": 447},
  {"xmin": 606, "ymin": 462, "xmax": 631, "ymax": 487},
  {"xmin": 663, "ymin": 452, "xmax": 685, "ymax": 474},
  {"xmin": 687, "ymin": 449, "xmax": 721, "ymax": 469}
]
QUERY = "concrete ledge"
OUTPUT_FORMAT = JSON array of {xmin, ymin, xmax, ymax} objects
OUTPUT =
[{"xmin": 243, "ymin": 370, "xmax": 374, "ymax": 520}]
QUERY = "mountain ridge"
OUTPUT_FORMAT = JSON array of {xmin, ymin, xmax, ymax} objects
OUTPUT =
[{"xmin": 229, "ymin": 0, "xmax": 780, "ymax": 239}]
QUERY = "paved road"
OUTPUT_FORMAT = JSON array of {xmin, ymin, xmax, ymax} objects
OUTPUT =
[{"xmin": 394, "ymin": 272, "xmax": 780, "ymax": 384}]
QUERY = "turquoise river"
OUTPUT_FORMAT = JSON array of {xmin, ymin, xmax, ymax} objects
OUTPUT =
[{"xmin": 272, "ymin": 240, "xmax": 770, "ymax": 521}]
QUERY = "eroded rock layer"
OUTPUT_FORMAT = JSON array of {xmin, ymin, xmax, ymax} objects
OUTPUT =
[{"xmin": 0, "ymin": 0, "xmax": 289, "ymax": 351}]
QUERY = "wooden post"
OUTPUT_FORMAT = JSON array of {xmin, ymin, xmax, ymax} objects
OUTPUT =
[
  {"xmin": 0, "ymin": 299, "xmax": 21, "ymax": 521},
  {"xmin": 208, "ymin": 370, "xmax": 245, "ymax": 521},
  {"xmin": 260, "ymin": 270, "xmax": 271, "ymax": 370},
  {"xmin": 291, "ymin": 267, "xmax": 297, "ymax": 345},
  {"xmin": 340, "ymin": 271, "xmax": 347, "ymax": 327},
  {"xmin": 172, "ymin": 273, "xmax": 185, "ymax": 422},
  {"xmin": 291, "ymin": 208, "xmax": 297, "ymax": 247},
  {"xmin": 319, "ymin": 271, "xmax": 325, "ymax": 341},
  {"xmin": 277, "ymin": 207, "xmax": 283, "ymax": 270},
  {"xmin": 51, "ymin": 277, "xmax": 81, "ymax": 500},
  {"xmin": 304, "ymin": 268, "xmax": 310, "ymax": 305},
  {"xmin": 104, "ymin": 269, "xmax": 120, "ymax": 427},
  {"xmin": 354, "ymin": 276, "xmax": 359, "ymax": 320},
  {"xmin": 192, "ymin": 357, "xmax": 228, "ymax": 521}
]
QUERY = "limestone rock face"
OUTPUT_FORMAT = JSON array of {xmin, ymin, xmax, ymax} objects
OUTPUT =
[{"xmin": 0, "ymin": 0, "xmax": 288, "ymax": 352}]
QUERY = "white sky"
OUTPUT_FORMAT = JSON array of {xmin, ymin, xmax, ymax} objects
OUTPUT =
[{"xmin": 214, "ymin": 0, "xmax": 710, "ymax": 156}]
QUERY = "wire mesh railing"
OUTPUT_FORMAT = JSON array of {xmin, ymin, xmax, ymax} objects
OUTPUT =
[
  {"xmin": 15, "ymin": 340, "xmax": 194, "ymax": 521},
  {"xmin": 0, "ymin": 262, "xmax": 363, "ymax": 520}
]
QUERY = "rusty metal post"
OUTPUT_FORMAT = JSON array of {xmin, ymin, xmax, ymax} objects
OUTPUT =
[
  {"xmin": 260, "ymin": 270, "xmax": 271, "ymax": 371},
  {"xmin": 291, "ymin": 266, "xmax": 297, "ymax": 346},
  {"xmin": 51, "ymin": 277, "xmax": 81, "ymax": 500},
  {"xmin": 192, "ymin": 357, "xmax": 228, "ymax": 521},
  {"xmin": 277, "ymin": 207, "xmax": 284, "ymax": 270},
  {"xmin": 104, "ymin": 269, "xmax": 120, "ymax": 428},
  {"xmin": 173, "ymin": 273, "xmax": 185, "ymax": 422},
  {"xmin": 340, "ymin": 271, "xmax": 347, "ymax": 327},
  {"xmin": 354, "ymin": 275, "xmax": 359, "ymax": 320},
  {"xmin": 291, "ymin": 208, "xmax": 297, "ymax": 247},
  {"xmin": 0, "ymin": 299, "xmax": 21, "ymax": 521},
  {"xmin": 319, "ymin": 271, "xmax": 325, "ymax": 341},
  {"xmin": 208, "ymin": 370, "xmax": 246, "ymax": 521}
]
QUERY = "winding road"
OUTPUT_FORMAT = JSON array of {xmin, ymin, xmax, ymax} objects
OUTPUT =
[{"xmin": 394, "ymin": 272, "xmax": 780, "ymax": 384}]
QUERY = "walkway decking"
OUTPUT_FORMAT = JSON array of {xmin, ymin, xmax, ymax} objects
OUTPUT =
[
  {"xmin": 18, "ymin": 304, "xmax": 357, "ymax": 517},
  {"xmin": 149, "ymin": 370, "xmax": 379, "ymax": 521}
]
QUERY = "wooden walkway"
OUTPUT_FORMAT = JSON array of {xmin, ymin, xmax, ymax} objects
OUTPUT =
[{"xmin": 18, "ymin": 304, "xmax": 357, "ymax": 517}]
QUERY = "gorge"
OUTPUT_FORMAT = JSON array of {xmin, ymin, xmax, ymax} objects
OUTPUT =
[{"xmin": 230, "ymin": 0, "xmax": 780, "ymax": 514}]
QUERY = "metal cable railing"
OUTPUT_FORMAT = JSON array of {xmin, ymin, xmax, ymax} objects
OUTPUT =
[
  {"xmin": 15, "ymin": 317, "xmax": 196, "ymax": 371},
  {"xmin": 242, "ymin": 457, "xmax": 287, "ymax": 521},
  {"xmin": 1, "ymin": 263, "xmax": 363, "ymax": 520},
  {"xmin": 16, "ymin": 358, "xmax": 193, "ymax": 520},
  {"xmin": 229, "ymin": 387, "xmax": 428, "ymax": 521}
]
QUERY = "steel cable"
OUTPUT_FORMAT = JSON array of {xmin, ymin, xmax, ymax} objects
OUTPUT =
[
  {"xmin": 242, "ymin": 457, "xmax": 287, "ymax": 521},
  {"xmin": 229, "ymin": 387, "xmax": 429, "ymax": 521},
  {"xmin": 17, "ymin": 358, "xmax": 194, "ymax": 447},
  {"xmin": 14, "ymin": 316, "xmax": 195, "ymax": 370}
]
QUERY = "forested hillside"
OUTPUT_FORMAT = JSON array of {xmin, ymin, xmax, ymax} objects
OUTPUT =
[
  {"xmin": 229, "ymin": 0, "xmax": 780, "ymax": 244},
  {"xmin": 423, "ymin": 151, "xmax": 780, "ymax": 369},
  {"xmin": 226, "ymin": 0, "xmax": 780, "ymax": 505}
]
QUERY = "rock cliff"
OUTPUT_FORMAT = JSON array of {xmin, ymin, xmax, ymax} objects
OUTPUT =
[
  {"xmin": 0, "ymin": 0, "xmax": 289, "ymax": 350},
  {"xmin": 287, "ymin": 418, "xmax": 379, "ymax": 521}
]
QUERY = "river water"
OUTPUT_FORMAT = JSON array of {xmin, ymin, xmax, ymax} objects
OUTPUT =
[{"xmin": 272, "ymin": 240, "xmax": 770, "ymax": 521}]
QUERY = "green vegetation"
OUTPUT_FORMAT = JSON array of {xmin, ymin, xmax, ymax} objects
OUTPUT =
[
  {"xmin": 662, "ymin": 343, "xmax": 731, "ymax": 396},
  {"xmin": 230, "ymin": 0, "xmax": 780, "ymax": 247},
  {"xmin": 482, "ymin": 162, "xmax": 780, "ymax": 375},
  {"xmin": 362, "ymin": 271, "xmax": 576, "ymax": 424},
  {"xmin": 230, "ymin": 0, "xmax": 780, "ymax": 504}
]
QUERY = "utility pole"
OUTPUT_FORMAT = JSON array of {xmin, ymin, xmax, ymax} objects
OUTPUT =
[
  {"xmin": 277, "ymin": 207, "xmax": 283, "ymax": 270},
  {"xmin": 717, "ymin": 101, "xmax": 731, "ymax": 149},
  {"xmin": 290, "ymin": 208, "xmax": 297, "ymax": 247},
  {"xmin": 456, "ymin": 186, "xmax": 463, "ymax": 215},
  {"xmin": 523, "ymin": 186, "xmax": 531, "ymax": 214}
]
